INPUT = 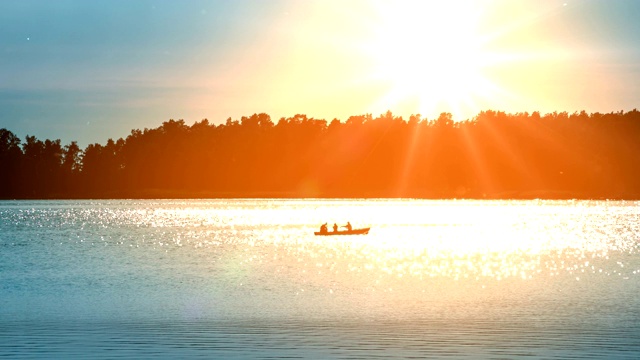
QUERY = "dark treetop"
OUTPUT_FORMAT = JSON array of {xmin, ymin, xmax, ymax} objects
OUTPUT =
[{"xmin": 2, "ymin": 109, "xmax": 640, "ymax": 199}]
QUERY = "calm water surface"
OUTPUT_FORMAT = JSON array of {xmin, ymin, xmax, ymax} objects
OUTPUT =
[{"xmin": 1, "ymin": 199, "xmax": 639, "ymax": 358}]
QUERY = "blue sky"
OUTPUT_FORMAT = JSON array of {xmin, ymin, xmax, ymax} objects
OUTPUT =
[{"xmin": 1, "ymin": 0, "xmax": 639, "ymax": 147}]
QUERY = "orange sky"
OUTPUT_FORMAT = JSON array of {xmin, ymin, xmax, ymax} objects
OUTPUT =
[{"xmin": 2, "ymin": 0, "xmax": 639, "ymax": 146}]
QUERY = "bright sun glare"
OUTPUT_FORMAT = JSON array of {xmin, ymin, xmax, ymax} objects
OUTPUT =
[
  {"xmin": 364, "ymin": 1, "xmax": 501, "ymax": 119},
  {"xmin": 278, "ymin": 1, "xmax": 571, "ymax": 122}
]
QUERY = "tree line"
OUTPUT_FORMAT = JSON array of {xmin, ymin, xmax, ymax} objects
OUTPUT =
[{"xmin": 2, "ymin": 109, "xmax": 640, "ymax": 199}]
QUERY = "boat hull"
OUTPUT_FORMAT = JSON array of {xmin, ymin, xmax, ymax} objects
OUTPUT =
[{"xmin": 314, "ymin": 227, "xmax": 370, "ymax": 236}]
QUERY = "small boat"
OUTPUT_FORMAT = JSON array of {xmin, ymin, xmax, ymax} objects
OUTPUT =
[{"xmin": 314, "ymin": 227, "xmax": 370, "ymax": 236}]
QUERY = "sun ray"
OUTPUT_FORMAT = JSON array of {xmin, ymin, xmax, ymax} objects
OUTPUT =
[
  {"xmin": 394, "ymin": 115, "xmax": 423, "ymax": 196},
  {"xmin": 356, "ymin": 1, "xmax": 495, "ymax": 118}
]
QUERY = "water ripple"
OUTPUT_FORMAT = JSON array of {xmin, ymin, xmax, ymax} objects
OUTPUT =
[{"xmin": 1, "ymin": 199, "xmax": 640, "ymax": 358}]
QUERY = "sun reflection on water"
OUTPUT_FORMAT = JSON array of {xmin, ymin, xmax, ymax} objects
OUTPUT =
[
  {"xmin": 190, "ymin": 200, "xmax": 640, "ymax": 301},
  {"xmin": 68, "ymin": 199, "xmax": 640, "ymax": 303}
]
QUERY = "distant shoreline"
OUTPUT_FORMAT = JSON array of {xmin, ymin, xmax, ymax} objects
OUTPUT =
[{"xmin": 2, "ymin": 190, "xmax": 637, "ymax": 201}]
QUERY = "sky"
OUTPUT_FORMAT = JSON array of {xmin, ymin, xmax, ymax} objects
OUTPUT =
[{"xmin": 1, "ymin": 0, "xmax": 640, "ymax": 147}]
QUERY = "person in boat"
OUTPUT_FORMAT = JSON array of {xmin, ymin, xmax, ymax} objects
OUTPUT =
[
  {"xmin": 333, "ymin": 223, "xmax": 338, "ymax": 232},
  {"xmin": 344, "ymin": 221, "xmax": 352, "ymax": 231},
  {"xmin": 320, "ymin": 223, "xmax": 328, "ymax": 233}
]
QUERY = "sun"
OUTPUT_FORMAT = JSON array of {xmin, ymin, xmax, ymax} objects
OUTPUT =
[{"xmin": 363, "ymin": 1, "xmax": 500, "ymax": 119}]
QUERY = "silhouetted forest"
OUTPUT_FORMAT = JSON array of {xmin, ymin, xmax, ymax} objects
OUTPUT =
[{"xmin": 2, "ymin": 109, "xmax": 640, "ymax": 199}]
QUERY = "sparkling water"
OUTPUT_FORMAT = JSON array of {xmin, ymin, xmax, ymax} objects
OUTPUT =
[{"xmin": 1, "ymin": 199, "xmax": 639, "ymax": 358}]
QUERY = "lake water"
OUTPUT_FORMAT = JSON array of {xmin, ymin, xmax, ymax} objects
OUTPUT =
[{"xmin": 1, "ymin": 199, "xmax": 639, "ymax": 358}]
